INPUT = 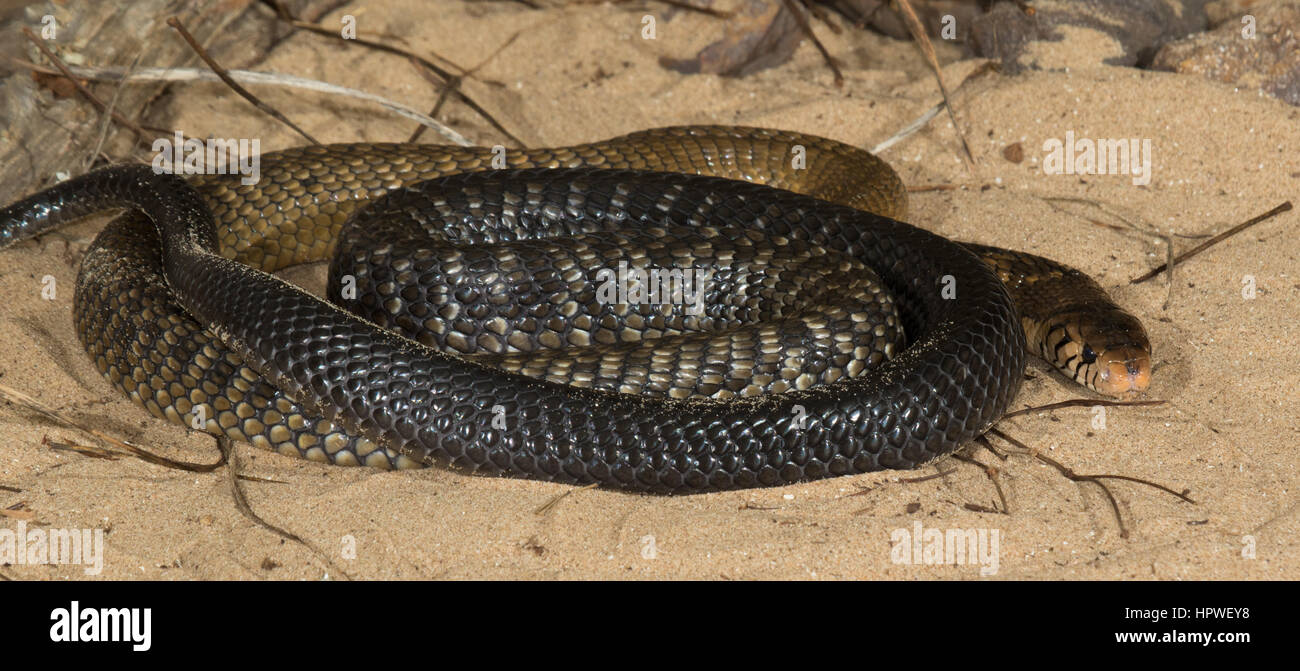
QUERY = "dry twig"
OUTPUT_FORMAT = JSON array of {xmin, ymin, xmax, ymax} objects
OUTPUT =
[{"xmin": 167, "ymin": 16, "xmax": 320, "ymax": 145}]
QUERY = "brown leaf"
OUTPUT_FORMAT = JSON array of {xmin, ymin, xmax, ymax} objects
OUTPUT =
[
  {"xmin": 31, "ymin": 71, "xmax": 80, "ymax": 99},
  {"xmin": 660, "ymin": 0, "xmax": 801, "ymax": 77}
]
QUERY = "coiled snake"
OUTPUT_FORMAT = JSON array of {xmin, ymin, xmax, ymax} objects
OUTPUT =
[{"xmin": 0, "ymin": 126, "xmax": 1150, "ymax": 492}]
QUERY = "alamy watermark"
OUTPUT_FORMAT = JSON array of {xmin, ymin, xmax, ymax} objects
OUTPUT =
[
  {"xmin": 151, "ymin": 130, "xmax": 261, "ymax": 185},
  {"xmin": 890, "ymin": 521, "xmax": 1000, "ymax": 576},
  {"xmin": 594, "ymin": 261, "xmax": 712, "ymax": 315},
  {"xmin": 1042, "ymin": 130, "xmax": 1152, "ymax": 186},
  {"xmin": 0, "ymin": 520, "xmax": 104, "ymax": 575},
  {"xmin": 50, "ymin": 601, "xmax": 151, "ymax": 651}
]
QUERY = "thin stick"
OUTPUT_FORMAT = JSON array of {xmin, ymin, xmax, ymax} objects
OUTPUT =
[
  {"xmin": 892, "ymin": 0, "xmax": 975, "ymax": 165},
  {"xmin": 217, "ymin": 437, "xmax": 349, "ymax": 579},
  {"xmin": 166, "ymin": 17, "xmax": 319, "ymax": 145},
  {"xmin": 0, "ymin": 383, "xmax": 225, "ymax": 472},
  {"xmin": 901, "ymin": 467, "xmax": 957, "ymax": 483},
  {"xmin": 1039, "ymin": 195, "xmax": 1150, "ymax": 235},
  {"xmin": 1131, "ymin": 201, "xmax": 1292, "ymax": 283},
  {"xmin": 803, "ymin": 1, "xmax": 842, "ymax": 33},
  {"xmin": 287, "ymin": 19, "xmax": 469, "ymax": 75},
  {"xmin": 44, "ymin": 437, "xmax": 119, "ymax": 460},
  {"xmin": 1000, "ymin": 398, "xmax": 1166, "ymax": 420},
  {"xmin": 872, "ymin": 101, "xmax": 942, "ymax": 154},
  {"xmin": 261, "ymin": 0, "xmax": 293, "ymax": 20},
  {"xmin": 2, "ymin": 504, "xmax": 35, "ymax": 521},
  {"xmin": 666, "ymin": 0, "xmax": 734, "ymax": 17},
  {"xmin": 408, "ymin": 59, "xmax": 462, "ymax": 143},
  {"xmin": 84, "ymin": 51, "xmax": 143, "ymax": 170},
  {"xmin": 907, "ymin": 182, "xmax": 966, "ymax": 193},
  {"xmin": 11, "ymin": 60, "xmax": 473, "ymax": 146},
  {"xmin": 20, "ymin": 28, "xmax": 154, "ymax": 146},
  {"xmin": 975, "ymin": 434, "xmax": 1008, "ymax": 461},
  {"xmin": 534, "ymin": 482, "xmax": 599, "ymax": 515},
  {"xmin": 949, "ymin": 453, "xmax": 1009, "ymax": 513},
  {"xmin": 1038, "ymin": 197, "xmax": 1135, "ymax": 233},
  {"xmin": 276, "ymin": 16, "xmax": 523, "ymax": 146},
  {"xmin": 406, "ymin": 28, "xmax": 524, "ymax": 143},
  {"xmin": 987, "ymin": 427, "xmax": 1195, "ymax": 539},
  {"xmin": 783, "ymin": 0, "xmax": 843, "ymax": 87},
  {"xmin": 871, "ymin": 61, "xmax": 997, "ymax": 155}
]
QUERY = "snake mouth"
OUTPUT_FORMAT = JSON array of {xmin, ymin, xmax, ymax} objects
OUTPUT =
[{"xmin": 1093, "ymin": 346, "xmax": 1151, "ymax": 398}]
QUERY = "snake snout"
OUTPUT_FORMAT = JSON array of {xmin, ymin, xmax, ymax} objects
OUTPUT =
[{"xmin": 1094, "ymin": 346, "xmax": 1151, "ymax": 398}]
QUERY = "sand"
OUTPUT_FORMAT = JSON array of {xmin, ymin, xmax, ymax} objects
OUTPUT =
[{"xmin": 1, "ymin": 0, "xmax": 1297, "ymax": 580}]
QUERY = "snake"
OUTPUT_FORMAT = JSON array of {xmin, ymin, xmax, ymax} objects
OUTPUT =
[{"xmin": 0, "ymin": 126, "xmax": 1151, "ymax": 493}]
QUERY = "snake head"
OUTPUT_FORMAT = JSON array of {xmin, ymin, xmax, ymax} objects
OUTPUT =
[{"xmin": 1037, "ymin": 306, "xmax": 1152, "ymax": 399}]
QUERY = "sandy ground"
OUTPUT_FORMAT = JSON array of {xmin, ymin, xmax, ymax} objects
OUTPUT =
[{"xmin": 1, "ymin": 0, "xmax": 1298, "ymax": 580}]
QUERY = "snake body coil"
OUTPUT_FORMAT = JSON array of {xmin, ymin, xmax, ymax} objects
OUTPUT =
[{"xmin": 0, "ymin": 127, "xmax": 1149, "ymax": 492}]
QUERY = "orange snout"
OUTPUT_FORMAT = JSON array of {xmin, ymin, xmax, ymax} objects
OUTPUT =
[{"xmin": 1094, "ymin": 346, "xmax": 1151, "ymax": 398}]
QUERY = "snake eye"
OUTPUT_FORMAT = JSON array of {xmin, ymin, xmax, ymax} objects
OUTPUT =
[{"xmin": 1080, "ymin": 345, "xmax": 1098, "ymax": 364}]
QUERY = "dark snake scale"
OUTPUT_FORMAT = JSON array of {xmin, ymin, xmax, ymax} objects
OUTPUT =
[{"xmin": 0, "ymin": 126, "xmax": 1151, "ymax": 492}]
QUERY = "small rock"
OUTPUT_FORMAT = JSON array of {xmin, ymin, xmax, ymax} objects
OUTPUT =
[
  {"xmin": 1152, "ymin": 0, "xmax": 1300, "ymax": 105},
  {"xmin": 968, "ymin": 0, "xmax": 1213, "ymax": 72},
  {"xmin": 1206, "ymin": 0, "xmax": 1276, "ymax": 26}
]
